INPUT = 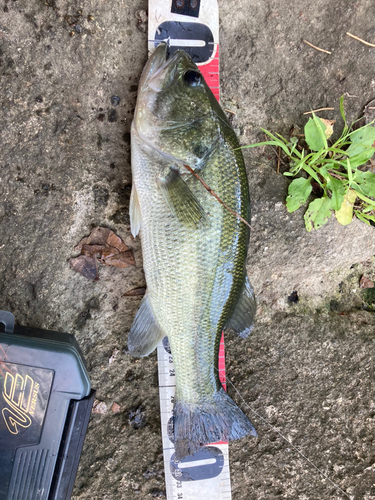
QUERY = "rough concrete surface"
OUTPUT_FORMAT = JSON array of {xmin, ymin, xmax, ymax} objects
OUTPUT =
[{"xmin": 0, "ymin": 0, "xmax": 375, "ymax": 499}]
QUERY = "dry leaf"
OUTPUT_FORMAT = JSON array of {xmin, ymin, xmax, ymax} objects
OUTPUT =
[
  {"xmin": 123, "ymin": 287, "xmax": 146, "ymax": 297},
  {"xmin": 81, "ymin": 244, "xmax": 107, "ymax": 257},
  {"xmin": 106, "ymin": 231, "xmax": 128, "ymax": 252},
  {"xmin": 69, "ymin": 255, "xmax": 98, "ymax": 281},
  {"xmin": 364, "ymin": 99, "xmax": 375, "ymax": 126},
  {"xmin": 335, "ymin": 189, "xmax": 357, "ymax": 226},
  {"xmin": 320, "ymin": 118, "xmax": 335, "ymax": 139},
  {"xmin": 104, "ymin": 250, "xmax": 136, "ymax": 268},
  {"xmin": 74, "ymin": 227, "xmax": 111, "ymax": 251},
  {"xmin": 359, "ymin": 276, "xmax": 375, "ymax": 289},
  {"xmin": 71, "ymin": 227, "xmax": 135, "ymax": 280}
]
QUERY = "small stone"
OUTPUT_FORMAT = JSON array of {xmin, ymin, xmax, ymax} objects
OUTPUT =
[
  {"xmin": 136, "ymin": 10, "xmax": 147, "ymax": 33},
  {"xmin": 110, "ymin": 95, "xmax": 120, "ymax": 107},
  {"xmin": 108, "ymin": 109, "xmax": 118, "ymax": 122},
  {"xmin": 287, "ymin": 291, "xmax": 299, "ymax": 303},
  {"xmin": 111, "ymin": 402, "xmax": 121, "ymax": 413},
  {"xmin": 109, "ymin": 348, "xmax": 119, "ymax": 364},
  {"xmin": 92, "ymin": 400, "xmax": 108, "ymax": 414},
  {"xmin": 128, "ymin": 406, "xmax": 146, "ymax": 429},
  {"xmin": 360, "ymin": 276, "xmax": 374, "ymax": 289}
]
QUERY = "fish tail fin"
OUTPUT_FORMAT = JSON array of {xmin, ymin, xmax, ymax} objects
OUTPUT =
[{"xmin": 173, "ymin": 388, "xmax": 257, "ymax": 459}]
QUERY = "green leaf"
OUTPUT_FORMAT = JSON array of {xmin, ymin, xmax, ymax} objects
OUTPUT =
[
  {"xmin": 339, "ymin": 95, "xmax": 348, "ymax": 132},
  {"xmin": 290, "ymin": 151, "xmax": 314, "ymax": 174},
  {"xmin": 335, "ymin": 189, "xmax": 357, "ymax": 226},
  {"xmin": 304, "ymin": 115, "xmax": 327, "ymax": 152},
  {"xmin": 289, "ymin": 138, "xmax": 298, "ymax": 156},
  {"xmin": 363, "ymin": 204, "xmax": 375, "ymax": 213},
  {"xmin": 352, "ymin": 170, "xmax": 375, "ymax": 198},
  {"xmin": 240, "ymin": 140, "xmax": 291, "ymax": 157},
  {"xmin": 353, "ymin": 190, "xmax": 375, "ymax": 207},
  {"xmin": 303, "ymin": 163, "xmax": 324, "ymax": 186},
  {"xmin": 327, "ymin": 175, "xmax": 346, "ymax": 211},
  {"xmin": 304, "ymin": 197, "xmax": 332, "ymax": 231},
  {"xmin": 318, "ymin": 165, "xmax": 330, "ymax": 182},
  {"xmin": 274, "ymin": 132, "xmax": 290, "ymax": 144},
  {"xmin": 347, "ymin": 151, "xmax": 375, "ymax": 168},
  {"xmin": 354, "ymin": 210, "xmax": 375, "ymax": 225},
  {"xmin": 355, "ymin": 211, "xmax": 371, "ymax": 225},
  {"xmin": 348, "ymin": 126, "xmax": 375, "ymax": 146},
  {"xmin": 286, "ymin": 177, "xmax": 312, "ymax": 213},
  {"xmin": 346, "ymin": 126, "xmax": 375, "ymax": 163},
  {"xmin": 260, "ymin": 129, "xmax": 291, "ymax": 154},
  {"xmin": 347, "ymin": 158, "xmax": 353, "ymax": 187}
]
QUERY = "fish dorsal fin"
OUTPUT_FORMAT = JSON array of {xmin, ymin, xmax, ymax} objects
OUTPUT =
[
  {"xmin": 225, "ymin": 275, "xmax": 256, "ymax": 339},
  {"xmin": 130, "ymin": 183, "xmax": 142, "ymax": 237},
  {"xmin": 157, "ymin": 167, "xmax": 207, "ymax": 228},
  {"xmin": 127, "ymin": 294, "xmax": 165, "ymax": 357}
]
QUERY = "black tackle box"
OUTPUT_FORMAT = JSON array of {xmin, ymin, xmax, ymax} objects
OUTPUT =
[{"xmin": 0, "ymin": 310, "xmax": 95, "ymax": 500}]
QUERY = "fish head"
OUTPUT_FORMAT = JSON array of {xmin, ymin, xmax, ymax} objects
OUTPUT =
[{"xmin": 134, "ymin": 43, "xmax": 224, "ymax": 168}]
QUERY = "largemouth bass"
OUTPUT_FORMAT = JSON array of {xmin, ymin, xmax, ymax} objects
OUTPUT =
[{"xmin": 128, "ymin": 43, "xmax": 257, "ymax": 459}]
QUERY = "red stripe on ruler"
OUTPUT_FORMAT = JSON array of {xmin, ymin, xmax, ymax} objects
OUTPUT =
[
  {"xmin": 200, "ymin": 44, "xmax": 228, "ymax": 447},
  {"xmin": 211, "ymin": 331, "xmax": 228, "ymax": 446},
  {"xmin": 218, "ymin": 331, "xmax": 226, "ymax": 391},
  {"xmin": 198, "ymin": 45, "xmax": 220, "ymax": 101}
]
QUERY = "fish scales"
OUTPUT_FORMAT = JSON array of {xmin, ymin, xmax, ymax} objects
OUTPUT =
[{"xmin": 128, "ymin": 43, "xmax": 257, "ymax": 458}]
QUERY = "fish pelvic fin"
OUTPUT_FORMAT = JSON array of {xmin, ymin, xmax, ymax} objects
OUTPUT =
[
  {"xmin": 225, "ymin": 275, "xmax": 256, "ymax": 339},
  {"xmin": 157, "ymin": 167, "xmax": 207, "ymax": 228},
  {"xmin": 130, "ymin": 183, "xmax": 142, "ymax": 237},
  {"xmin": 127, "ymin": 294, "xmax": 164, "ymax": 356},
  {"xmin": 173, "ymin": 388, "xmax": 257, "ymax": 460}
]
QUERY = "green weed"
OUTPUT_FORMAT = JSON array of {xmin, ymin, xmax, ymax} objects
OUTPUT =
[{"xmin": 242, "ymin": 96, "xmax": 375, "ymax": 231}]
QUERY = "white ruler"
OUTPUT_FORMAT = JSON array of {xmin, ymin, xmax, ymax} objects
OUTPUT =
[{"xmin": 157, "ymin": 337, "xmax": 232, "ymax": 500}]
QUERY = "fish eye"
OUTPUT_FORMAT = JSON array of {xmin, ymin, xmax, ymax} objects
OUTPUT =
[{"xmin": 183, "ymin": 70, "xmax": 202, "ymax": 86}]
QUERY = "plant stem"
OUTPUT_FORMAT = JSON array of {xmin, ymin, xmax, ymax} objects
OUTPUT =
[
  {"xmin": 327, "ymin": 171, "xmax": 347, "ymax": 180},
  {"xmin": 183, "ymin": 164, "xmax": 254, "ymax": 231}
]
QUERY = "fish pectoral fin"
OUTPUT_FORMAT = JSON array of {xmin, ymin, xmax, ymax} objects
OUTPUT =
[
  {"xmin": 225, "ymin": 275, "xmax": 256, "ymax": 339},
  {"xmin": 130, "ymin": 183, "xmax": 142, "ymax": 237},
  {"xmin": 157, "ymin": 167, "xmax": 207, "ymax": 228},
  {"xmin": 127, "ymin": 295, "xmax": 164, "ymax": 356}
]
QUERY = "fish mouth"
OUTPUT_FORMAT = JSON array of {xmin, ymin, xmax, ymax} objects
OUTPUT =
[
  {"xmin": 140, "ymin": 43, "xmax": 194, "ymax": 93},
  {"xmin": 139, "ymin": 43, "xmax": 168, "ymax": 91}
]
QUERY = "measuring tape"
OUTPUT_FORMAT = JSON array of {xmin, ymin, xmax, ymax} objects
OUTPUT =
[
  {"xmin": 148, "ymin": 1, "xmax": 231, "ymax": 497},
  {"xmin": 157, "ymin": 335, "xmax": 231, "ymax": 500}
]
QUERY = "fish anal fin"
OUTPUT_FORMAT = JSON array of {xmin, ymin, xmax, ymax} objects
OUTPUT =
[
  {"xmin": 226, "ymin": 276, "xmax": 256, "ymax": 339},
  {"xmin": 157, "ymin": 167, "xmax": 207, "ymax": 228},
  {"xmin": 130, "ymin": 183, "xmax": 142, "ymax": 237},
  {"xmin": 127, "ymin": 295, "xmax": 164, "ymax": 357}
]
